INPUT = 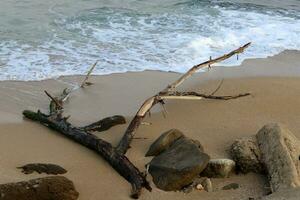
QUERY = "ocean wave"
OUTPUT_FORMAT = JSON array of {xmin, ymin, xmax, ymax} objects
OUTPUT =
[{"xmin": 0, "ymin": 3, "xmax": 299, "ymax": 80}]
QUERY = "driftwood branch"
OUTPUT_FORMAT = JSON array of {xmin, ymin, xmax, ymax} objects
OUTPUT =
[
  {"xmin": 45, "ymin": 88, "xmax": 71, "ymax": 115},
  {"xmin": 117, "ymin": 42, "xmax": 251, "ymax": 155},
  {"xmin": 163, "ymin": 42, "xmax": 251, "ymax": 92},
  {"xmin": 80, "ymin": 115, "xmax": 126, "ymax": 132},
  {"xmin": 23, "ymin": 110, "xmax": 151, "ymax": 198},
  {"xmin": 25, "ymin": 86, "xmax": 149, "ymax": 198},
  {"xmin": 81, "ymin": 61, "xmax": 98, "ymax": 88},
  {"xmin": 23, "ymin": 43, "xmax": 252, "ymax": 198},
  {"xmin": 162, "ymin": 91, "xmax": 251, "ymax": 100},
  {"xmin": 210, "ymin": 79, "xmax": 224, "ymax": 95}
]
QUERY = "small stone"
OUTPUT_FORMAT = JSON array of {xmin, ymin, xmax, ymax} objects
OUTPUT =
[
  {"xmin": 145, "ymin": 129, "xmax": 184, "ymax": 157},
  {"xmin": 201, "ymin": 159, "xmax": 235, "ymax": 178},
  {"xmin": 201, "ymin": 178, "xmax": 213, "ymax": 192},
  {"xmin": 222, "ymin": 183, "xmax": 239, "ymax": 190},
  {"xmin": 196, "ymin": 184, "xmax": 204, "ymax": 190}
]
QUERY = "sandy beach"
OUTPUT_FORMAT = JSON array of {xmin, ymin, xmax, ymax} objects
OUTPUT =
[{"xmin": 0, "ymin": 50, "xmax": 300, "ymax": 199}]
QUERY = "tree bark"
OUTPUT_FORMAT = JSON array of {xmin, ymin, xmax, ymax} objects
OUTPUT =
[
  {"xmin": 80, "ymin": 115, "xmax": 126, "ymax": 132},
  {"xmin": 116, "ymin": 43, "xmax": 251, "ymax": 155},
  {"xmin": 23, "ymin": 110, "xmax": 151, "ymax": 199}
]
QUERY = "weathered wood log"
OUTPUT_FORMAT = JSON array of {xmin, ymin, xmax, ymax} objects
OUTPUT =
[
  {"xmin": 23, "ymin": 110, "xmax": 151, "ymax": 199},
  {"xmin": 256, "ymin": 123, "xmax": 300, "ymax": 192},
  {"xmin": 117, "ymin": 43, "xmax": 251, "ymax": 155},
  {"xmin": 0, "ymin": 176, "xmax": 79, "ymax": 200},
  {"xmin": 80, "ymin": 115, "xmax": 126, "ymax": 132}
]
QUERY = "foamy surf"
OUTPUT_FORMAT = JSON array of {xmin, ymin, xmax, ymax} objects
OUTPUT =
[{"xmin": 0, "ymin": 0, "xmax": 299, "ymax": 81}]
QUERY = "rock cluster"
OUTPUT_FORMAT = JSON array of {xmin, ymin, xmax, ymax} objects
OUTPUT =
[
  {"xmin": 146, "ymin": 129, "xmax": 236, "ymax": 191},
  {"xmin": 230, "ymin": 123, "xmax": 300, "ymax": 194}
]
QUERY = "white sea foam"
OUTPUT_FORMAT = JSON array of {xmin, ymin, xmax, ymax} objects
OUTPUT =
[{"xmin": 0, "ymin": 3, "xmax": 299, "ymax": 81}]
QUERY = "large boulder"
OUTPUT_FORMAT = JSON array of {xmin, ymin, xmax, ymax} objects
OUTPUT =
[
  {"xmin": 201, "ymin": 158, "xmax": 236, "ymax": 178},
  {"xmin": 149, "ymin": 137, "xmax": 209, "ymax": 191},
  {"xmin": 145, "ymin": 129, "xmax": 184, "ymax": 157},
  {"xmin": 230, "ymin": 136, "xmax": 264, "ymax": 174},
  {"xmin": 256, "ymin": 123, "xmax": 300, "ymax": 192}
]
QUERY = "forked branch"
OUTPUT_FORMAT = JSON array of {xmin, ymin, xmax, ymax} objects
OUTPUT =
[{"xmin": 117, "ymin": 42, "xmax": 251, "ymax": 155}]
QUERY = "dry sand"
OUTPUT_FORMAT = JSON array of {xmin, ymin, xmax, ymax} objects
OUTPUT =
[{"xmin": 0, "ymin": 50, "xmax": 300, "ymax": 199}]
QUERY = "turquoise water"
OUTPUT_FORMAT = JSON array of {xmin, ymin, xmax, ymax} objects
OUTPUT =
[{"xmin": 0, "ymin": 0, "xmax": 300, "ymax": 80}]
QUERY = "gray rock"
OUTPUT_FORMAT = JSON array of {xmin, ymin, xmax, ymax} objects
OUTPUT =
[
  {"xmin": 222, "ymin": 183, "xmax": 239, "ymax": 190},
  {"xmin": 149, "ymin": 137, "xmax": 210, "ymax": 191},
  {"xmin": 145, "ymin": 129, "xmax": 184, "ymax": 157},
  {"xmin": 263, "ymin": 188, "xmax": 300, "ymax": 200},
  {"xmin": 256, "ymin": 123, "xmax": 300, "ymax": 192},
  {"xmin": 201, "ymin": 178, "xmax": 213, "ymax": 192},
  {"xmin": 201, "ymin": 159, "xmax": 236, "ymax": 178},
  {"xmin": 230, "ymin": 137, "xmax": 264, "ymax": 174}
]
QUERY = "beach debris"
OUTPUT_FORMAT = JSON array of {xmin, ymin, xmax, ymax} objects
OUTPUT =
[
  {"xmin": 23, "ymin": 87, "xmax": 151, "ymax": 199},
  {"xmin": 145, "ymin": 129, "xmax": 184, "ymax": 157},
  {"xmin": 256, "ymin": 123, "xmax": 300, "ymax": 192},
  {"xmin": 18, "ymin": 163, "xmax": 67, "ymax": 175},
  {"xmin": 22, "ymin": 109, "xmax": 151, "ymax": 199},
  {"xmin": 230, "ymin": 136, "xmax": 264, "ymax": 174},
  {"xmin": 0, "ymin": 176, "xmax": 79, "ymax": 200},
  {"xmin": 201, "ymin": 158, "xmax": 236, "ymax": 178},
  {"xmin": 116, "ymin": 42, "xmax": 251, "ymax": 155},
  {"xmin": 80, "ymin": 115, "xmax": 126, "ymax": 132},
  {"xmin": 201, "ymin": 178, "xmax": 213, "ymax": 192},
  {"xmin": 148, "ymin": 137, "xmax": 209, "ymax": 191},
  {"xmin": 23, "ymin": 43, "xmax": 251, "ymax": 199},
  {"xmin": 81, "ymin": 61, "xmax": 98, "ymax": 88},
  {"xmin": 222, "ymin": 183, "xmax": 239, "ymax": 190},
  {"xmin": 45, "ymin": 88, "xmax": 72, "ymax": 115}
]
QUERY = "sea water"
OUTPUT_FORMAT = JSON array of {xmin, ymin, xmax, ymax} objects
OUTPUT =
[{"xmin": 0, "ymin": 0, "xmax": 299, "ymax": 80}]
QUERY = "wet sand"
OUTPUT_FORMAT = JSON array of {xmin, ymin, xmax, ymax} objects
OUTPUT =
[{"xmin": 0, "ymin": 50, "xmax": 300, "ymax": 199}]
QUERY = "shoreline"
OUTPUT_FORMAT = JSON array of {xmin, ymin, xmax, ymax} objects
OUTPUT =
[
  {"xmin": 0, "ymin": 50, "xmax": 300, "ymax": 199},
  {"xmin": 0, "ymin": 49, "xmax": 299, "ymax": 83}
]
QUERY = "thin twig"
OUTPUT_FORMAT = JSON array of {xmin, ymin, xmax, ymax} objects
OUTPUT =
[
  {"xmin": 44, "ymin": 90, "xmax": 63, "ymax": 109},
  {"xmin": 163, "ymin": 42, "xmax": 251, "ymax": 92},
  {"xmin": 116, "ymin": 43, "xmax": 251, "ymax": 155},
  {"xmin": 165, "ymin": 91, "xmax": 251, "ymax": 100},
  {"xmin": 210, "ymin": 79, "xmax": 224, "ymax": 95},
  {"xmin": 81, "ymin": 61, "xmax": 98, "ymax": 88}
]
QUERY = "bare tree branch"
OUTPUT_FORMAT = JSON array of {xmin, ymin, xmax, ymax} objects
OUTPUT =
[
  {"xmin": 81, "ymin": 61, "xmax": 98, "ymax": 88},
  {"xmin": 116, "ymin": 42, "xmax": 251, "ymax": 155}
]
